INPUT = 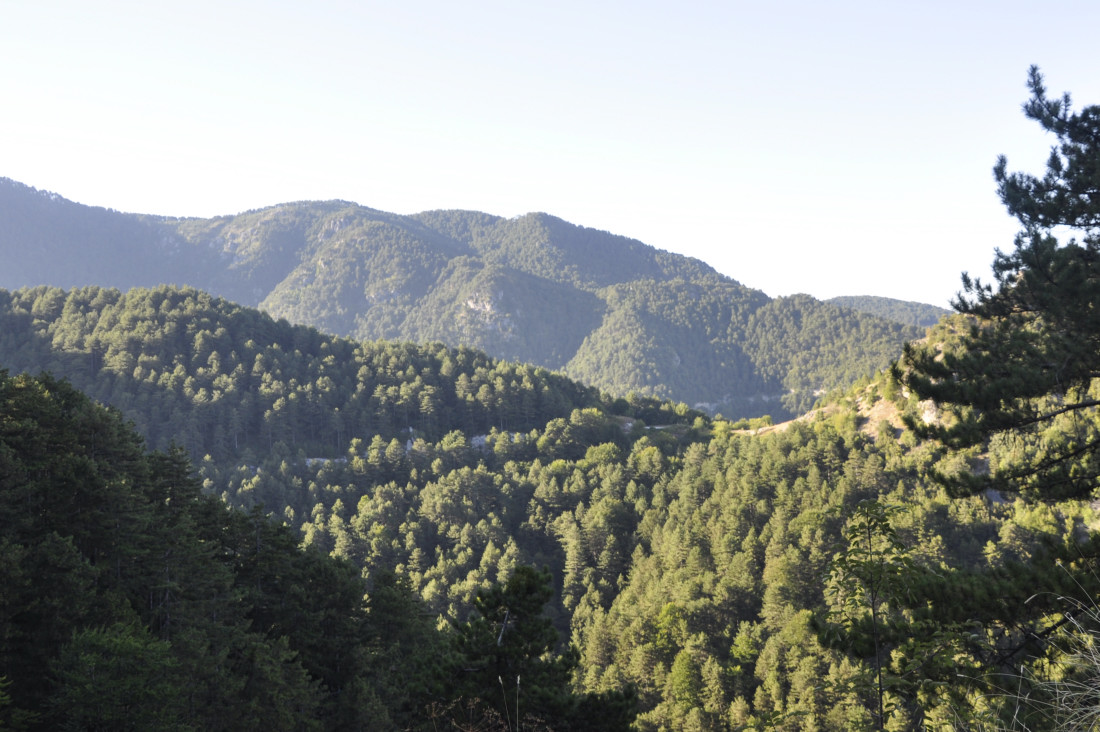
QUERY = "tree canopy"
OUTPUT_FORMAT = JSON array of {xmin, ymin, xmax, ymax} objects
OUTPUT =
[
  {"xmin": 0, "ymin": 181, "xmax": 924, "ymax": 421},
  {"xmin": 899, "ymin": 66, "xmax": 1100, "ymax": 500},
  {"xmin": 10, "ymin": 67, "xmax": 1100, "ymax": 730}
]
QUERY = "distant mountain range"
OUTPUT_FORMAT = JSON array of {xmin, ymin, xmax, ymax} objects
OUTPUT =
[
  {"xmin": 824, "ymin": 295, "xmax": 949, "ymax": 328},
  {"xmin": 0, "ymin": 178, "xmax": 948, "ymax": 419}
]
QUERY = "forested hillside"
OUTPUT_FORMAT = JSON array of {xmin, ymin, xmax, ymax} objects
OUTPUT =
[
  {"xmin": 0, "ymin": 285, "xmax": 685, "ymax": 460},
  {"xmin": 0, "ymin": 370, "xmax": 637, "ymax": 730},
  {"xmin": 7, "ymin": 67, "xmax": 1100, "ymax": 731},
  {"xmin": 825, "ymin": 296, "xmax": 950, "ymax": 328},
  {"xmin": 0, "ymin": 179, "xmax": 927, "ymax": 419},
  {"xmin": 1, "ymin": 283, "xmax": 1096, "ymax": 729}
]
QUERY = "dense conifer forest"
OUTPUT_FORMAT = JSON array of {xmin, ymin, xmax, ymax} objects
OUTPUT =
[
  {"xmin": 1, "ymin": 283, "xmax": 1097, "ymax": 730},
  {"xmin": 5, "ymin": 67, "xmax": 1100, "ymax": 730},
  {"xmin": 0, "ymin": 181, "xmax": 926, "ymax": 420},
  {"xmin": 824, "ymin": 297, "xmax": 950, "ymax": 329}
]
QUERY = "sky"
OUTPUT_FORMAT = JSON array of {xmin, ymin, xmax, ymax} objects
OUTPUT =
[{"xmin": 3, "ymin": 1, "xmax": 1100, "ymax": 307}]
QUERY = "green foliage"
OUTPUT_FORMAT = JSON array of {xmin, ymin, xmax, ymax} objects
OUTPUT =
[
  {"xmin": 0, "ymin": 180, "xmax": 206, "ymax": 296},
  {"xmin": 0, "ymin": 370, "xmax": 430, "ymax": 730},
  {"xmin": 451, "ymin": 565, "xmax": 636, "ymax": 731},
  {"xmin": 47, "ymin": 623, "xmax": 188, "ymax": 732},
  {"xmin": 824, "ymin": 501, "xmax": 914, "ymax": 730},
  {"xmin": 826, "ymin": 296, "xmax": 949, "ymax": 329},
  {"xmin": 899, "ymin": 67, "xmax": 1100, "ymax": 500},
  {"xmin": 13, "ymin": 70, "xmax": 1100, "ymax": 730},
  {"xmin": 0, "ymin": 285, "xmax": 615, "ymax": 461},
  {"xmin": 452, "ymin": 566, "xmax": 576, "ymax": 724},
  {"xmin": 0, "ymin": 187, "xmax": 920, "ymax": 420},
  {"xmin": 3, "ymin": 215, "xmax": 1095, "ymax": 729},
  {"xmin": 745, "ymin": 294, "xmax": 921, "ymax": 415},
  {"xmin": 2, "ymin": 342, "xmax": 1092, "ymax": 729}
]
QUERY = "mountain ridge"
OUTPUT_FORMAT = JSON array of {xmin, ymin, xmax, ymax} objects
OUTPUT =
[{"xmin": 0, "ymin": 177, "xmax": 938, "ymax": 419}]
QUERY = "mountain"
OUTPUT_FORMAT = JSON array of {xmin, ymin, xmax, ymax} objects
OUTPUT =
[
  {"xmin": 825, "ymin": 295, "xmax": 951, "ymax": 328},
  {"xmin": 0, "ymin": 177, "xmax": 932, "ymax": 420},
  {"xmin": 0, "ymin": 285, "xmax": 657, "ymax": 461},
  {"xmin": 0, "ymin": 285, "xmax": 1082, "ymax": 728}
]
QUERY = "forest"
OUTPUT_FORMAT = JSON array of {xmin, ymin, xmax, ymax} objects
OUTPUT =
[
  {"xmin": 3, "ymin": 67, "xmax": 1100, "ymax": 730},
  {"xmin": 0, "ymin": 177, "xmax": 927, "ymax": 421}
]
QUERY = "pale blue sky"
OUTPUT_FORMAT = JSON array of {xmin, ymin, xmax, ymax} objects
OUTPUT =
[{"xmin": 3, "ymin": 1, "xmax": 1099, "ymax": 306}]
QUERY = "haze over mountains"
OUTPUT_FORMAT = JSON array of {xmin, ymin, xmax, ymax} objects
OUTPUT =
[{"xmin": 0, "ymin": 177, "xmax": 947, "ymax": 420}]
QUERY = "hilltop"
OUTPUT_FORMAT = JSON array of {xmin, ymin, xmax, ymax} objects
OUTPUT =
[{"xmin": 0, "ymin": 178, "xmax": 939, "ymax": 420}]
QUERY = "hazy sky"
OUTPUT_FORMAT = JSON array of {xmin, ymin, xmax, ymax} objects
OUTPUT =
[{"xmin": 4, "ymin": 1, "xmax": 1099, "ymax": 306}]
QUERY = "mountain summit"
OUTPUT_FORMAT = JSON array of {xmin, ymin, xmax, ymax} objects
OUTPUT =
[{"xmin": 0, "ymin": 178, "xmax": 934, "ymax": 419}]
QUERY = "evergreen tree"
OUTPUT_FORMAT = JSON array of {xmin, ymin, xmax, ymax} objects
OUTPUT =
[
  {"xmin": 899, "ymin": 67, "xmax": 1100, "ymax": 499},
  {"xmin": 47, "ymin": 623, "xmax": 189, "ymax": 732},
  {"xmin": 822, "ymin": 501, "xmax": 914, "ymax": 731},
  {"xmin": 451, "ymin": 565, "xmax": 636, "ymax": 731}
]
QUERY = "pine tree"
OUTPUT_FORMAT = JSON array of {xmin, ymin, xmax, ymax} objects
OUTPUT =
[
  {"xmin": 899, "ymin": 66, "xmax": 1100, "ymax": 500},
  {"xmin": 449, "ymin": 565, "xmax": 638, "ymax": 730}
]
